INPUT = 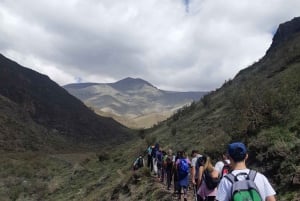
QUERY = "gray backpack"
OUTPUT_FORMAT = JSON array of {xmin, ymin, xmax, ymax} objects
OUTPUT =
[{"xmin": 224, "ymin": 170, "xmax": 263, "ymax": 201}]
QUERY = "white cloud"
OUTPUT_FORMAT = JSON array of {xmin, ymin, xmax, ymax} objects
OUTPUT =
[{"xmin": 0, "ymin": 0, "xmax": 300, "ymax": 91}]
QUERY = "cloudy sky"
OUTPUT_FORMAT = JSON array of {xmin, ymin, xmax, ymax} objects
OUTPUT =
[{"xmin": 0, "ymin": 0, "xmax": 299, "ymax": 91}]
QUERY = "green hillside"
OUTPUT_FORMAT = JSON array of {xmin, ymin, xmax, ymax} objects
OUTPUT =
[{"xmin": 139, "ymin": 17, "xmax": 300, "ymax": 200}]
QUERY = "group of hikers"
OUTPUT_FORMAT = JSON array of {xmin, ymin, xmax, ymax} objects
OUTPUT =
[{"xmin": 133, "ymin": 142, "xmax": 276, "ymax": 201}]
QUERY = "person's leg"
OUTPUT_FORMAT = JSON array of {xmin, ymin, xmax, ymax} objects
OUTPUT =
[
  {"xmin": 147, "ymin": 155, "xmax": 151, "ymax": 168},
  {"xmin": 161, "ymin": 166, "xmax": 165, "ymax": 182},
  {"xmin": 178, "ymin": 186, "xmax": 182, "ymax": 200},
  {"xmin": 183, "ymin": 186, "xmax": 188, "ymax": 201},
  {"xmin": 157, "ymin": 164, "xmax": 162, "ymax": 178},
  {"xmin": 150, "ymin": 156, "xmax": 153, "ymax": 171},
  {"xmin": 166, "ymin": 169, "xmax": 171, "ymax": 189}
]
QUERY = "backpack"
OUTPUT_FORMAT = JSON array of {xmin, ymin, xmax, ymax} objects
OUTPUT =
[
  {"xmin": 225, "ymin": 170, "xmax": 263, "ymax": 201},
  {"xmin": 178, "ymin": 159, "xmax": 189, "ymax": 176},
  {"xmin": 204, "ymin": 169, "xmax": 220, "ymax": 190},
  {"xmin": 156, "ymin": 151, "xmax": 163, "ymax": 166},
  {"xmin": 195, "ymin": 156, "xmax": 204, "ymax": 178},
  {"xmin": 138, "ymin": 157, "xmax": 143, "ymax": 168},
  {"xmin": 221, "ymin": 160, "xmax": 231, "ymax": 177},
  {"xmin": 166, "ymin": 156, "xmax": 173, "ymax": 164}
]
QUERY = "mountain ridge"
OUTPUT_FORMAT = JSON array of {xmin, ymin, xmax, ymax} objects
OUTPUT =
[
  {"xmin": 0, "ymin": 53, "xmax": 131, "ymax": 151},
  {"xmin": 64, "ymin": 77, "xmax": 207, "ymax": 128}
]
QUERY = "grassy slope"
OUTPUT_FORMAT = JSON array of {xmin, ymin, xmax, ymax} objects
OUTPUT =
[{"xmin": 141, "ymin": 23, "xmax": 300, "ymax": 200}]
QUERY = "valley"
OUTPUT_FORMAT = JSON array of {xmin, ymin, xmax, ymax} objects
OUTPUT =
[{"xmin": 0, "ymin": 17, "xmax": 300, "ymax": 201}]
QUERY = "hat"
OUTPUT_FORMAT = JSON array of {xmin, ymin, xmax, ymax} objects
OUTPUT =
[{"xmin": 228, "ymin": 142, "xmax": 247, "ymax": 162}]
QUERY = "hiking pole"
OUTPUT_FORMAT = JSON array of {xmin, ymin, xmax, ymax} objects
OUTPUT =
[{"xmin": 193, "ymin": 184, "xmax": 198, "ymax": 201}]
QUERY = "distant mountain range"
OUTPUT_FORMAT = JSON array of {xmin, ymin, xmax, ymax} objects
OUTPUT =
[{"xmin": 64, "ymin": 78, "xmax": 207, "ymax": 128}]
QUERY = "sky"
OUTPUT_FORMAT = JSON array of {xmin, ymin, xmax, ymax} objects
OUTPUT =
[{"xmin": 0, "ymin": 0, "xmax": 300, "ymax": 91}]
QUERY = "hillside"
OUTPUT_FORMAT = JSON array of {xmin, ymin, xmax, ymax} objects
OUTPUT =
[
  {"xmin": 0, "ymin": 54, "xmax": 132, "ymax": 151},
  {"xmin": 64, "ymin": 77, "xmax": 207, "ymax": 128},
  {"xmin": 1, "ymin": 17, "xmax": 300, "ymax": 201},
  {"xmin": 134, "ymin": 17, "xmax": 300, "ymax": 200}
]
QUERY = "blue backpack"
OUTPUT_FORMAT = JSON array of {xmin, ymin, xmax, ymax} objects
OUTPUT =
[{"xmin": 178, "ymin": 159, "xmax": 189, "ymax": 176}]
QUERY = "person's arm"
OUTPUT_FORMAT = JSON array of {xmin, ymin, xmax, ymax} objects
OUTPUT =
[
  {"xmin": 197, "ymin": 166, "xmax": 204, "ymax": 187},
  {"xmin": 266, "ymin": 195, "xmax": 276, "ymax": 201},
  {"xmin": 191, "ymin": 166, "xmax": 196, "ymax": 184}
]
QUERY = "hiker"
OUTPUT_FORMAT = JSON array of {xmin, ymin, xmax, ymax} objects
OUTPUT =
[
  {"xmin": 176, "ymin": 151, "xmax": 191, "ymax": 201},
  {"xmin": 197, "ymin": 155, "xmax": 219, "ymax": 201},
  {"xmin": 152, "ymin": 143, "xmax": 159, "ymax": 175},
  {"xmin": 133, "ymin": 155, "xmax": 144, "ymax": 171},
  {"xmin": 164, "ymin": 149, "xmax": 174, "ymax": 190},
  {"xmin": 216, "ymin": 142, "xmax": 276, "ymax": 201},
  {"xmin": 147, "ymin": 145, "xmax": 154, "ymax": 170},
  {"xmin": 214, "ymin": 152, "xmax": 231, "ymax": 178},
  {"xmin": 156, "ymin": 148, "xmax": 163, "ymax": 180},
  {"xmin": 160, "ymin": 150, "xmax": 167, "ymax": 182},
  {"xmin": 173, "ymin": 151, "xmax": 181, "ymax": 194},
  {"xmin": 191, "ymin": 150, "xmax": 203, "ymax": 188}
]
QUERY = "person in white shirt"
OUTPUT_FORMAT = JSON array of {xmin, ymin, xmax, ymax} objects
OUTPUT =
[
  {"xmin": 214, "ymin": 153, "xmax": 230, "ymax": 176},
  {"xmin": 216, "ymin": 142, "xmax": 276, "ymax": 201}
]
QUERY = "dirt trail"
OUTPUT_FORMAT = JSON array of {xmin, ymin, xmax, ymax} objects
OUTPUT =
[{"xmin": 153, "ymin": 174, "xmax": 196, "ymax": 201}]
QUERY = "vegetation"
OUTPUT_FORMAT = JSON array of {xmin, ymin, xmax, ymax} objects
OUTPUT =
[{"xmin": 1, "ymin": 17, "xmax": 300, "ymax": 201}]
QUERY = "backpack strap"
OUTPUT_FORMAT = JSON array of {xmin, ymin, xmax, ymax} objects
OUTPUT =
[
  {"xmin": 248, "ymin": 169, "xmax": 257, "ymax": 181},
  {"xmin": 224, "ymin": 173, "xmax": 235, "ymax": 184}
]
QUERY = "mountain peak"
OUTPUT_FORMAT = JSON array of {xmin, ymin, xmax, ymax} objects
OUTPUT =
[
  {"xmin": 270, "ymin": 17, "xmax": 300, "ymax": 49},
  {"xmin": 110, "ymin": 77, "xmax": 155, "ymax": 91}
]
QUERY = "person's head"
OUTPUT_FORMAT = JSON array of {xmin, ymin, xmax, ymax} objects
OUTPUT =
[
  {"xmin": 222, "ymin": 152, "xmax": 229, "ymax": 160},
  {"xmin": 168, "ymin": 149, "xmax": 173, "ymax": 156},
  {"xmin": 227, "ymin": 142, "xmax": 248, "ymax": 163},
  {"xmin": 202, "ymin": 155, "xmax": 214, "ymax": 172},
  {"xmin": 191, "ymin": 150, "xmax": 199, "ymax": 157},
  {"xmin": 178, "ymin": 151, "xmax": 185, "ymax": 158}
]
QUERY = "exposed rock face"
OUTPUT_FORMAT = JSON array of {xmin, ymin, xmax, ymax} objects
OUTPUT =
[{"xmin": 270, "ymin": 17, "xmax": 300, "ymax": 49}]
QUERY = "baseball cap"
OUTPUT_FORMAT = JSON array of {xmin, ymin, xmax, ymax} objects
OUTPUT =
[{"xmin": 228, "ymin": 142, "xmax": 247, "ymax": 162}]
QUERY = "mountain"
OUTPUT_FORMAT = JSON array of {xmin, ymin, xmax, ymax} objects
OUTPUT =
[
  {"xmin": 64, "ymin": 77, "xmax": 207, "ymax": 128},
  {"xmin": 0, "ymin": 54, "xmax": 131, "ymax": 151},
  {"xmin": 137, "ymin": 17, "xmax": 300, "ymax": 200}
]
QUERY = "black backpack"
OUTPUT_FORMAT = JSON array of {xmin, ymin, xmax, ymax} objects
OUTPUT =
[
  {"xmin": 138, "ymin": 157, "xmax": 143, "ymax": 168},
  {"xmin": 221, "ymin": 160, "xmax": 231, "ymax": 178},
  {"xmin": 204, "ymin": 169, "xmax": 220, "ymax": 190},
  {"xmin": 195, "ymin": 156, "xmax": 204, "ymax": 177}
]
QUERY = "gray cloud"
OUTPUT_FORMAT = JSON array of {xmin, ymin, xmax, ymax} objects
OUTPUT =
[{"xmin": 0, "ymin": 0, "xmax": 300, "ymax": 91}]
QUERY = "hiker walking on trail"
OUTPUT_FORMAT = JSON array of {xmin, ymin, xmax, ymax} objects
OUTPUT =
[
  {"xmin": 197, "ymin": 155, "xmax": 219, "ymax": 201},
  {"xmin": 133, "ymin": 155, "xmax": 144, "ymax": 171},
  {"xmin": 156, "ymin": 148, "xmax": 163, "ymax": 180},
  {"xmin": 214, "ymin": 152, "xmax": 230, "ymax": 178},
  {"xmin": 147, "ymin": 145, "xmax": 154, "ymax": 170},
  {"xmin": 216, "ymin": 142, "xmax": 276, "ymax": 201},
  {"xmin": 164, "ymin": 149, "xmax": 174, "ymax": 190},
  {"xmin": 173, "ymin": 151, "xmax": 180, "ymax": 194},
  {"xmin": 191, "ymin": 150, "xmax": 203, "ymax": 188},
  {"xmin": 152, "ymin": 143, "xmax": 159, "ymax": 175},
  {"xmin": 176, "ymin": 151, "xmax": 191, "ymax": 201},
  {"xmin": 160, "ymin": 150, "xmax": 167, "ymax": 182}
]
